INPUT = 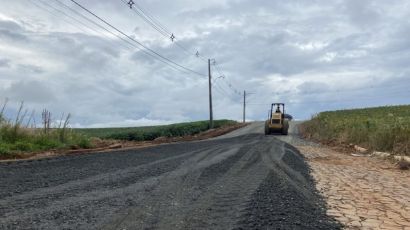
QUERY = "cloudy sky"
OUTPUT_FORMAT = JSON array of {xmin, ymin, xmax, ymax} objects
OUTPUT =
[{"xmin": 0, "ymin": 0, "xmax": 409, "ymax": 127}]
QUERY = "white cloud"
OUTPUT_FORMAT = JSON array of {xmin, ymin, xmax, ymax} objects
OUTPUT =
[
  {"xmin": 0, "ymin": 0, "xmax": 409, "ymax": 126},
  {"xmin": 318, "ymin": 52, "xmax": 337, "ymax": 63},
  {"xmin": 293, "ymin": 41, "xmax": 329, "ymax": 51}
]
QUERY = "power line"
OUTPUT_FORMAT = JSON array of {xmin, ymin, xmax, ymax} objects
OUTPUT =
[
  {"xmin": 36, "ymin": 0, "xmax": 184, "ymax": 73},
  {"xmin": 28, "ymin": 0, "xmax": 90, "ymax": 35},
  {"xmin": 121, "ymin": 0, "xmax": 208, "ymax": 62},
  {"xmin": 211, "ymin": 75, "xmax": 242, "ymax": 103},
  {"xmin": 133, "ymin": 0, "xmax": 173, "ymax": 35},
  {"xmin": 40, "ymin": 0, "xmax": 96, "ymax": 34},
  {"xmin": 122, "ymin": 0, "xmax": 239, "ymax": 94},
  {"xmin": 36, "ymin": 0, "xmax": 134, "ymax": 51},
  {"xmin": 212, "ymin": 82, "xmax": 230, "ymax": 98},
  {"xmin": 133, "ymin": 0, "xmax": 209, "ymax": 62},
  {"xmin": 31, "ymin": 0, "xmax": 206, "ymax": 81},
  {"xmin": 38, "ymin": 0, "xmax": 158, "ymax": 56},
  {"xmin": 213, "ymin": 61, "xmax": 243, "ymax": 97},
  {"xmin": 120, "ymin": 0, "xmax": 169, "ymax": 38},
  {"xmin": 213, "ymin": 81, "xmax": 235, "ymax": 99},
  {"xmin": 51, "ymin": 0, "xmax": 134, "ymax": 49},
  {"xmin": 70, "ymin": 0, "xmax": 206, "ymax": 77}
]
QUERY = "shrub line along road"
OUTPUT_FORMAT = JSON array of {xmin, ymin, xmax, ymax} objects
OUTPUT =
[{"xmin": 0, "ymin": 122, "xmax": 341, "ymax": 229}]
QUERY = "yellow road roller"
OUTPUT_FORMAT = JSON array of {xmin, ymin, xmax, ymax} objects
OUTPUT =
[{"xmin": 265, "ymin": 103, "xmax": 290, "ymax": 135}]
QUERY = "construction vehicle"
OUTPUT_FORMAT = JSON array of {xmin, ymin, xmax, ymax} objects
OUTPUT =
[{"xmin": 265, "ymin": 103, "xmax": 289, "ymax": 135}]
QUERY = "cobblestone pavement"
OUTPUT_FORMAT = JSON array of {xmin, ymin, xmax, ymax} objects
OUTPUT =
[{"xmin": 297, "ymin": 145, "xmax": 410, "ymax": 230}]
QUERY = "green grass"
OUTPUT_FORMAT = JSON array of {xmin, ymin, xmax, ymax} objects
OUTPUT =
[
  {"xmin": 76, "ymin": 120, "xmax": 238, "ymax": 141},
  {"xmin": 300, "ymin": 105, "xmax": 410, "ymax": 156},
  {"xmin": 0, "ymin": 100, "xmax": 237, "ymax": 159},
  {"xmin": 0, "ymin": 124, "xmax": 92, "ymax": 158},
  {"xmin": 0, "ymin": 102, "xmax": 92, "ymax": 158}
]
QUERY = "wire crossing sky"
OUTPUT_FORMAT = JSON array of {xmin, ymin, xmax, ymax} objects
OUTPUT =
[
  {"xmin": 118, "ymin": 0, "xmax": 240, "ymax": 99},
  {"xmin": 70, "ymin": 0, "xmax": 206, "ymax": 77},
  {"xmin": 0, "ymin": 0, "xmax": 409, "ymax": 127}
]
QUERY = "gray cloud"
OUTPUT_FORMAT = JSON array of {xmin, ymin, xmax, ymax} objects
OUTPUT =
[
  {"xmin": 1, "ymin": 80, "xmax": 54, "ymax": 103},
  {"xmin": 0, "ymin": 18, "xmax": 27, "ymax": 41},
  {"xmin": 0, "ymin": 28, "xmax": 27, "ymax": 41},
  {"xmin": 0, "ymin": 58, "xmax": 10, "ymax": 68},
  {"xmin": 0, "ymin": 0, "xmax": 409, "ymax": 126},
  {"xmin": 17, "ymin": 64, "xmax": 44, "ymax": 74}
]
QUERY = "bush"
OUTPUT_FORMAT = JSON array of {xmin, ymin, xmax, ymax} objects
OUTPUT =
[
  {"xmin": 12, "ymin": 141, "xmax": 34, "ymax": 152},
  {"xmin": 0, "ymin": 144, "xmax": 12, "ymax": 157},
  {"xmin": 301, "ymin": 105, "xmax": 410, "ymax": 156},
  {"xmin": 33, "ymin": 136, "xmax": 63, "ymax": 150},
  {"xmin": 78, "ymin": 138, "xmax": 92, "ymax": 149},
  {"xmin": 0, "ymin": 101, "xmax": 94, "ymax": 159}
]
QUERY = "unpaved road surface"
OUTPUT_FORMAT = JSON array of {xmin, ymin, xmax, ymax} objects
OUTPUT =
[
  {"xmin": 299, "ymin": 144, "xmax": 410, "ymax": 229},
  {"xmin": 0, "ymin": 122, "xmax": 341, "ymax": 229}
]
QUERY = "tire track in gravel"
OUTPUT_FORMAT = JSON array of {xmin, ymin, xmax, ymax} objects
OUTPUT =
[
  {"xmin": 0, "ymin": 140, "xmax": 234, "ymax": 229},
  {"xmin": 234, "ymin": 139, "xmax": 342, "ymax": 229},
  {"xmin": 182, "ymin": 136, "xmax": 272, "ymax": 229},
  {"xmin": 101, "ymin": 140, "xmax": 254, "ymax": 229},
  {"xmin": 0, "ymin": 123, "xmax": 342, "ymax": 230}
]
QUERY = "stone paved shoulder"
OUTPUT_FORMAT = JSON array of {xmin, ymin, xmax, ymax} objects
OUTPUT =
[{"xmin": 297, "ymin": 145, "xmax": 410, "ymax": 230}]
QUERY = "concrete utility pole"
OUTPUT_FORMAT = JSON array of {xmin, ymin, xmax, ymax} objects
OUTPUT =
[
  {"xmin": 243, "ymin": 90, "xmax": 246, "ymax": 123},
  {"xmin": 208, "ymin": 59, "xmax": 213, "ymax": 129},
  {"xmin": 243, "ymin": 91, "xmax": 255, "ymax": 123}
]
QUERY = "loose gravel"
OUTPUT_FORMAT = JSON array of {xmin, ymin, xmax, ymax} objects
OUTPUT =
[{"xmin": 0, "ymin": 123, "xmax": 341, "ymax": 229}]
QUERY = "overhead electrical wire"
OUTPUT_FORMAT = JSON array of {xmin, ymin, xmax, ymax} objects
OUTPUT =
[
  {"xmin": 69, "ymin": 0, "xmax": 206, "ymax": 77},
  {"xmin": 37, "ymin": 0, "xmax": 168, "ymax": 62},
  {"xmin": 120, "ymin": 0, "xmax": 208, "ymax": 62},
  {"xmin": 33, "ymin": 0, "xmax": 242, "ymax": 102},
  {"xmin": 132, "ymin": 0, "xmax": 173, "ymax": 35},
  {"xmin": 120, "ymin": 0, "xmax": 243, "ymax": 100},
  {"xmin": 212, "ymin": 77, "xmax": 243, "ymax": 103},
  {"xmin": 50, "ymin": 0, "xmax": 135, "ymax": 50},
  {"xmin": 213, "ymin": 61, "xmax": 243, "ymax": 97},
  {"xmin": 212, "ymin": 78, "xmax": 231, "ymax": 98},
  {"xmin": 134, "ymin": 0, "xmax": 209, "ymax": 62},
  {"xmin": 28, "ymin": 0, "xmax": 90, "ymax": 35},
  {"xmin": 120, "ymin": 0, "xmax": 169, "ymax": 38},
  {"xmin": 34, "ymin": 0, "xmax": 134, "ymax": 51},
  {"xmin": 39, "ymin": 0, "xmax": 97, "ymax": 34},
  {"xmin": 212, "ymin": 83, "xmax": 229, "ymax": 97},
  {"xmin": 212, "ymin": 84, "xmax": 242, "ymax": 104}
]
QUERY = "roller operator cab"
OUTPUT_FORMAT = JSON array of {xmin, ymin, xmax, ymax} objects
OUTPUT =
[{"xmin": 265, "ymin": 103, "xmax": 290, "ymax": 135}]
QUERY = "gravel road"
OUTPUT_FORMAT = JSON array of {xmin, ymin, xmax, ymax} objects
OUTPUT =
[{"xmin": 0, "ymin": 122, "xmax": 341, "ymax": 229}]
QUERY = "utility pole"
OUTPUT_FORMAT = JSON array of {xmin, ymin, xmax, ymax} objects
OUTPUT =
[
  {"xmin": 243, "ymin": 91, "xmax": 255, "ymax": 123},
  {"xmin": 208, "ymin": 59, "xmax": 213, "ymax": 129},
  {"xmin": 243, "ymin": 90, "xmax": 246, "ymax": 123}
]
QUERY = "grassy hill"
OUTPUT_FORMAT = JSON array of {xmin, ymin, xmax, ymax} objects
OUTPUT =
[
  {"xmin": 300, "ymin": 105, "xmax": 410, "ymax": 156},
  {"xmin": 76, "ymin": 120, "xmax": 237, "ymax": 141}
]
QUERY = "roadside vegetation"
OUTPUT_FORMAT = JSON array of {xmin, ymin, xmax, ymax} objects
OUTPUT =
[
  {"xmin": 0, "ymin": 100, "xmax": 91, "ymax": 158},
  {"xmin": 76, "ymin": 120, "xmax": 238, "ymax": 141},
  {"xmin": 0, "ymin": 99, "xmax": 239, "ymax": 159},
  {"xmin": 300, "ymin": 105, "xmax": 410, "ymax": 156}
]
